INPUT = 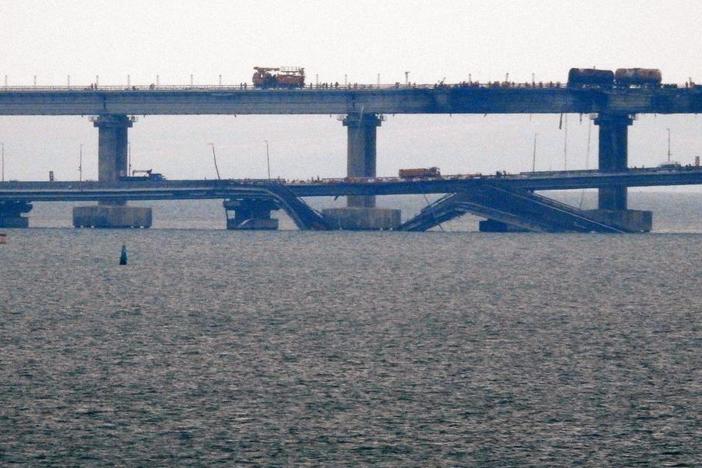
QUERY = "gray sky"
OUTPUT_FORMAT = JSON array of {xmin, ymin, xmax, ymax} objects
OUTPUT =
[{"xmin": 1, "ymin": 0, "xmax": 701, "ymax": 182}]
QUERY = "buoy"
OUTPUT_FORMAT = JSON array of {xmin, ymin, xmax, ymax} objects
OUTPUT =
[{"xmin": 119, "ymin": 244, "xmax": 128, "ymax": 265}]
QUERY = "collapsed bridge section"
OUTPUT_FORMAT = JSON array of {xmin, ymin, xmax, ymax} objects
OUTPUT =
[{"xmin": 398, "ymin": 185, "xmax": 651, "ymax": 233}]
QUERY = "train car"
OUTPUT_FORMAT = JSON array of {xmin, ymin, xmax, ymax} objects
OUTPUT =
[
  {"xmin": 252, "ymin": 66, "xmax": 305, "ymax": 89},
  {"xmin": 567, "ymin": 68, "xmax": 614, "ymax": 88},
  {"xmin": 614, "ymin": 68, "xmax": 662, "ymax": 87},
  {"xmin": 398, "ymin": 167, "xmax": 441, "ymax": 179}
]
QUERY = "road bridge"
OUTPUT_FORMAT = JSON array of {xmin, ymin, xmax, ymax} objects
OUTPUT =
[
  {"xmin": 2, "ymin": 74, "xmax": 702, "ymax": 229},
  {"xmin": 1, "ymin": 84, "xmax": 701, "ymax": 115},
  {"xmin": 2, "ymin": 167, "xmax": 702, "ymax": 231}
]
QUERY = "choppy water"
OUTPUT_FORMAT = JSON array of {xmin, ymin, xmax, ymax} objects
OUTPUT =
[{"xmin": 1, "ymin": 197, "xmax": 702, "ymax": 465}]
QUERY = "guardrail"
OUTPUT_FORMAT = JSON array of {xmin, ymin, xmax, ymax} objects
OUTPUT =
[{"xmin": 0, "ymin": 81, "xmax": 577, "ymax": 92}]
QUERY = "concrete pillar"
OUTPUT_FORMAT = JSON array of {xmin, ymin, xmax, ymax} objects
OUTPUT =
[
  {"xmin": 0, "ymin": 201, "xmax": 32, "ymax": 228},
  {"xmin": 343, "ymin": 113, "xmax": 381, "ymax": 207},
  {"xmin": 95, "ymin": 114, "xmax": 132, "ymax": 205},
  {"xmin": 594, "ymin": 114, "xmax": 633, "ymax": 210},
  {"xmin": 223, "ymin": 198, "xmax": 279, "ymax": 230},
  {"xmin": 73, "ymin": 114, "xmax": 152, "ymax": 228},
  {"xmin": 322, "ymin": 112, "xmax": 400, "ymax": 230}
]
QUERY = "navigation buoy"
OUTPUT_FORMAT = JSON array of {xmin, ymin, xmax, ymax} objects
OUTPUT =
[{"xmin": 119, "ymin": 244, "xmax": 128, "ymax": 265}]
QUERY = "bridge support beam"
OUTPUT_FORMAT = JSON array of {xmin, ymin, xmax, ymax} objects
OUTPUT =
[
  {"xmin": 73, "ymin": 114, "xmax": 152, "ymax": 228},
  {"xmin": 0, "ymin": 201, "xmax": 32, "ymax": 228},
  {"xmin": 587, "ymin": 113, "xmax": 652, "ymax": 232},
  {"xmin": 324, "ymin": 112, "xmax": 400, "ymax": 230},
  {"xmin": 223, "ymin": 197, "xmax": 279, "ymax": 230}
]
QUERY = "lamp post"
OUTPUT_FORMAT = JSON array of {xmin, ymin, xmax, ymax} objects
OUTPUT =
[
  {"xmin": 1, "ymin": 142, "xmax": 4, "ymax": 182},
  {"xmin": 207, "ymin": 143, "xmax": 222, "ymax": 180},
  {"xmin": 264, "ymin": 140, "xmax": 271, "ymax": 180},
  {"xmin": 532, "ymin": 133, "xmax": 538, "ymax": 172}
]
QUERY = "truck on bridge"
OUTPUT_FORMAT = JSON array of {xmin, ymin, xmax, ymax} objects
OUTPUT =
[
  {"xmin": 252, "ymin": 66, "xmax": 305, "ymax": 89},
  {"xmin": 399, "ymin": 167, "xmax": 441, "ymax": 179},
  {"xmin": 119, "ymin": 169, "xmax": 166, "ymax": 182}
]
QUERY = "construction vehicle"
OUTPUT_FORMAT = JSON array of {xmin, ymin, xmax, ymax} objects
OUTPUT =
[
  {"xmin": 120, "ymin": 169, "xmax": 166, "ymax": 181},
  {"xmin": 252, "ymin": 66, "xmax": 305, "ymax": 89},
  {"xmin": 399, "ymin": 167, "xmax": 441, "ymax": 179}
]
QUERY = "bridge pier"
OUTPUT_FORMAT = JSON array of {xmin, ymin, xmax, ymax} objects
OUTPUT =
[
  {"xmin": 585, "ymin": 113, "xmax": 652, "ymax": 232},
  {"xmin": 223, "ymin": 197, "xmax": 279, "ymax": 230},
  {"xmin": 322, "ymin": 113, "xmax": 400, "ymax": 230},
  {"xmin": 0, "ymin": 201, "xmax": 32, "ymax": 228},
  {"xmin": 73, "ymin": 114, "xmax": 152, "ymax": 228},
  {"xmin": 595, "ymin": 114, "xmax": 632, "ymax": 210}
]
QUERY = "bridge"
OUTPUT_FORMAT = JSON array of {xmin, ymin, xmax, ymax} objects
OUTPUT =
[
  {"xmin": 2, "ymin": 75, "xmax": 702, "ymax": 231},
  {"xmin": 2, "ymin": 167, "xmax": 701, "ymax": 231}
]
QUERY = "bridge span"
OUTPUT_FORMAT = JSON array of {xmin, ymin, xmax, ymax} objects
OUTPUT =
[
  {"xmin": 2, "ymin": 167, "xmax": 701, "ymax": 232},
  {"xmin": 2, "ymin": 168, "xmax": 702, "ymax": 202},
  {"xmin": 1, "ymin": 83, "xmax": 701, "ymax": 115}
]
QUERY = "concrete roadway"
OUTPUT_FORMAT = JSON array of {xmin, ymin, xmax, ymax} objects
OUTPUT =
[
  {"xmin": 1, "ymin": 85, "xmax": 701, "ymax": 115},
  {"xmin": 1, "ymin": 168, "xmax": 702, "ymax": 202}
]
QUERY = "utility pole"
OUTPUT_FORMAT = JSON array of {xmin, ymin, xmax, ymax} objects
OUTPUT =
[{"xmin": 264, "ymin": 140, "xmax": 271, "ymax": 180}]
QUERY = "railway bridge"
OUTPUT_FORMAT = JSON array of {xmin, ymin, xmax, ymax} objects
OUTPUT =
[{"xmin": 1, "ymin": 76, "xmax": 701, "ymax": 230}]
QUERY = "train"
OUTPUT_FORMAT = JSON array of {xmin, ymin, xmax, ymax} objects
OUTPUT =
[
  {"xmin": 398, "ymin": 167, "xmax": 441, "ymax": 179},
  {"xmin": 567, "ymin": 67, "xmax": 662, "ymax": 89},
  {"xmin": 252, "ymin": 66, "xmax": 305, "ymax": 89}
]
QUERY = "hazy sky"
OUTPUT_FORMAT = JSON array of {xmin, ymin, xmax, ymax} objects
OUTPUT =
[{"xmin": 1, "ymin": 1, "xmax": 701, "ymax": 182}]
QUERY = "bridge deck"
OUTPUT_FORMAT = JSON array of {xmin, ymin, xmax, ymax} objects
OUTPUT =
[
  {"xmin": 0, "ymin": 85, "xmax": 701, "ymax": 115},
  {"xmin": 1, "ymin": 168, "xmax": 701, "ymax": 202}
]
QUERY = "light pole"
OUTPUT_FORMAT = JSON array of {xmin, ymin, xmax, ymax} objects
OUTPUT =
[
  {"xmin": 79, "ymin": 144, "xmax": 83, "ymax": 182},
  {"xmin": 532, "ymin": 133, "xmax": 538, "ymax": 172},
  {"xmin": 1, "ymin": 142, "xmax": 4, "ymax": 182},
  {"xmin": 264, "ymin": 140, "xmax": 271, "ymax": 180},
  {"xmin": 207, "ymin": 143, "xmax": 222, "ymax": 180},
  {"xmin": 667, "ymin": 128, "xmax": 671, "ymax": 162}
]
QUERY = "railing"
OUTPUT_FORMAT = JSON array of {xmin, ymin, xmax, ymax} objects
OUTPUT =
[{"xmin": 0, "ymin": 81, "xmax": 579, "ymax": 93}]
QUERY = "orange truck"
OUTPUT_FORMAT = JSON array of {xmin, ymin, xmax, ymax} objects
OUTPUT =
[
  {"xmin": 398, "ymin": 167, "xmax": 441, "ymax": 179},
  {"xmin": 252, "ymin": 66, "xmax": 305, "ymax": 89}
]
